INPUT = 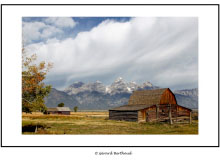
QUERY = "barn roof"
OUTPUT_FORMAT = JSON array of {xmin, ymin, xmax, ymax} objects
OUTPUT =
[
  {"xmin": 128, "ymin": 88, "xmax": 169, "ymax": 105},
  {"xmin": 47, "ymin": 107, "xmax": 57, "ymax": 111},
  {"xmin": 109, "ymin": 104, "xmax": 155, "ymax": 111},
  {"xmin": 47, "ymin": 107, "xmax": 71, "ymax": 112},
  {"xmin": 57, "ymin": 107, "xmax": 71, "ymax": 111}
]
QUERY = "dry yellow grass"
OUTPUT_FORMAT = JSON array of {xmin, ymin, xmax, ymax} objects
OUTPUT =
[{"xmin": 22, "ymin": 111, "xmax": 198, "ymax": 135}]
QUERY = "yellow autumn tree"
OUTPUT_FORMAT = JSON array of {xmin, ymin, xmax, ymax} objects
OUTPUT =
[{"xmin": 22, "ymin": 48, "xmax": 53, "ymax": 113}]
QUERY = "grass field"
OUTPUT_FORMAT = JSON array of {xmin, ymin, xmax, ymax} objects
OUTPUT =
[{"xmin": 22, "ymin": 111, "xmax": 198, "ymax": 134}]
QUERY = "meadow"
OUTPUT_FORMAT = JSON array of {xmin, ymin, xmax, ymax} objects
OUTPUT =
[{"xmin": 22, "ymin": 111, "xmax": 198, "ymax": 134}]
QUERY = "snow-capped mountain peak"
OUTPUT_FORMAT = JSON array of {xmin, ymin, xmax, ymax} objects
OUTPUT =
[
  {"xmin": 174, "ymin": 88, "xmax": 198, "ymax": 97},
  {"xmin": 105, "ymin": 86, "xmax": 111, "ymax": 93},
  {"xmin": 95, "ymin": 80, "xmax": 102, "ymax": 83},
  {"xmin": 143, "ymin": 81, "xmax": 153, "ymax": 87},
  {"xmin": 64, "ymin": 77, "xmax": 157, "ymax": 95},
  {"xmin": 114, "ymin": 77, "xmax": 124, "ymax": 83}
]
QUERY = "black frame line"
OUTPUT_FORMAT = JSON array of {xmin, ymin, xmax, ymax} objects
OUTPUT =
[
  {"xmin": 0, "ymin": 4, "xmax": 219, "ymax": 5},
  {"xmin": 1, "ymin": 3, "xmax": 219, "ymax": 148}
]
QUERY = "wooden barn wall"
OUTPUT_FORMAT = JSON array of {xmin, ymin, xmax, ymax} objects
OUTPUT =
[
  {"xmin": 109, "ymin": 105, "xmax": 191, "ymax": 123},
  {"xmin": 157, "ymin": 105, "xmax": 177, "ymax": 121},
  {"xmin": 48, "ymin": 111, "xmax": 57, "ymax": 114},
  {"xmin": 138, "ymin": 107, "xmax": 151, "ymax": 122},
  {"xmin": 48, "ymin": 111, "xmax": 70, "ymax": 115},
  {"xmin": 160, "ymin": 89, "xmax": 177, "ymax": 105},
  {"xmin": 109, "ymin": 110, "xmax": 138, "ymax": 121},
  {"xmin": 137, "ymin": 106, "xmax": 157, "ymax": 122},
  {"xmin": 145, "ymin": 106, "xmax": 157, "ymax": 122},
  {"xmin": 141, "ymin": 105, "xmax": 191, "ymax": 122},
  {"xmin": 59, "ymin": 111, "xmax": 70, "ymax": 115},
  {"xmin": 138, "ymin": 111, "xmax": 144, "ymax": 122},
  {"xmin": 177, "ymin": 106, "xmax": 190, "ymax": 116}
]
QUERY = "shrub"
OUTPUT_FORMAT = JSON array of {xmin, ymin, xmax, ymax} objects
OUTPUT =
[
  {"xmin": 58, "ymin": 103, "xmax": 64, "ymax": 107},
  {"xmin": 74, "ymin": 106, "xmax": 78, "ymax": 112}
]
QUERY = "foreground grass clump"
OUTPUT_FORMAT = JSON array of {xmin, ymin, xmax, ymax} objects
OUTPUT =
[{"xmin": 22, "ymin": 112, "xmax": 198, "ymax": 134}]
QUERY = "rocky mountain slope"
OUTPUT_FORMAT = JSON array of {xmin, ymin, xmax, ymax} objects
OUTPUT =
[
  {"xmin": 44, "ymin": 88, "xmax": 80, "ymax": 108},
  {"xmin": 45, "ymin": 77, "xmax": 198, "ymax": 110},
  {"xmin": 173, "ymin": 88, "xmax": 198, "ymax": 109}
]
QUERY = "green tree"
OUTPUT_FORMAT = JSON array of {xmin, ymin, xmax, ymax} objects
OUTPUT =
[
  {"xmin": 22, "ymin": 48, "xmax": 53, "ymax": 113},
  {"xmin": 73, "ymin": 106, "xmax": 78, "ymax": 112},
  {"xmin": 58, "ymin": 102, "xmax": 64, "ymax": 107}
]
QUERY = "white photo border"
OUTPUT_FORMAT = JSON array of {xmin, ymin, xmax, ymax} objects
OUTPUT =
[{"xmin": 1, "ymin": 4, "xmax": 219, "ymax": 147}]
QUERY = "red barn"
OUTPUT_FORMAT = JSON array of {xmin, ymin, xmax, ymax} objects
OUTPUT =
[{"xmin": 109, "ymin": 88, "xmax": 192, "ymax": 123}]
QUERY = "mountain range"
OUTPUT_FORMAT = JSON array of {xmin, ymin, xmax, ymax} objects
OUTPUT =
[{"xmin": 45, "ymin": 77, "xmax": 198, "ymax": 110}]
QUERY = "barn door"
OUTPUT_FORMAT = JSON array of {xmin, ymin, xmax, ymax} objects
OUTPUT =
[{"xmin": 146, "ymin": 111, "xmax": 149, "ymax": 122}]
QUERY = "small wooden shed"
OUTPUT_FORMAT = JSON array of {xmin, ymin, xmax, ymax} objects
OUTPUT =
[
  {"xmin": 47, "ymin": 107, "xmax": 71, "ymax": 115},
  {"xmin": 109, "ymin": 88, "xmax": 192, "ymax": 123}
]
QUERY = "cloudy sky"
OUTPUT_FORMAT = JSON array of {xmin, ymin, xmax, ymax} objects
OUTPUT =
[{"xmin": 22, "ymin": 17, "xmax": 198, "ymax": 90}]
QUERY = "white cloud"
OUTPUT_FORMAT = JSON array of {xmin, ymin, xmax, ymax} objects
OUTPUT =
[
  {"xmin": 41, "ymin": 26, "xmax": 63, "ymax": 38},
  {"xmin": 25, "ymin": 17, "xmax": 198, "ymax": 90},
  {"xmin": 22, "ymin": 21, "xmax": 46, "ymax": 43},
  {"xmin": 44, "ymin": 17, "xmax": 77, "ymax": 28},
  {"xmin": 22, "ymin": 21, "xmax": 63, "ymax": 44}
]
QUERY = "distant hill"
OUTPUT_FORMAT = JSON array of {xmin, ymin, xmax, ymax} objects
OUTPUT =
[
  {"xmin": 45, "ymin": 88, "xmax": 80, "ymax": 108},
  {"xmin": 173, "ymin": 88, "xmax": 198, "ymax": 109},
  {"xmin": 45, "ymin": 77, "xmax": 198, "ymax": 110}
]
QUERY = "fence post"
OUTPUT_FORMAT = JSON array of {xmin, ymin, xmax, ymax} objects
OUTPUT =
[
  {"xmin": 156, "ymin": 105, "xmax": 159, "ymax": 121},
  {"xmin": 176, "ymin": 105, "xmax": 178, "ymax": 123},
  {"xmin": 35, "ymin": 125, "xmax": 38, "ymax": 133},
  {"xmin": 169, "ymin": 104, "xmax": 173, "ymax": 125},
  {"xmin": 189, "ymin": 111, "xmax": 192, "ymax": 124}
]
